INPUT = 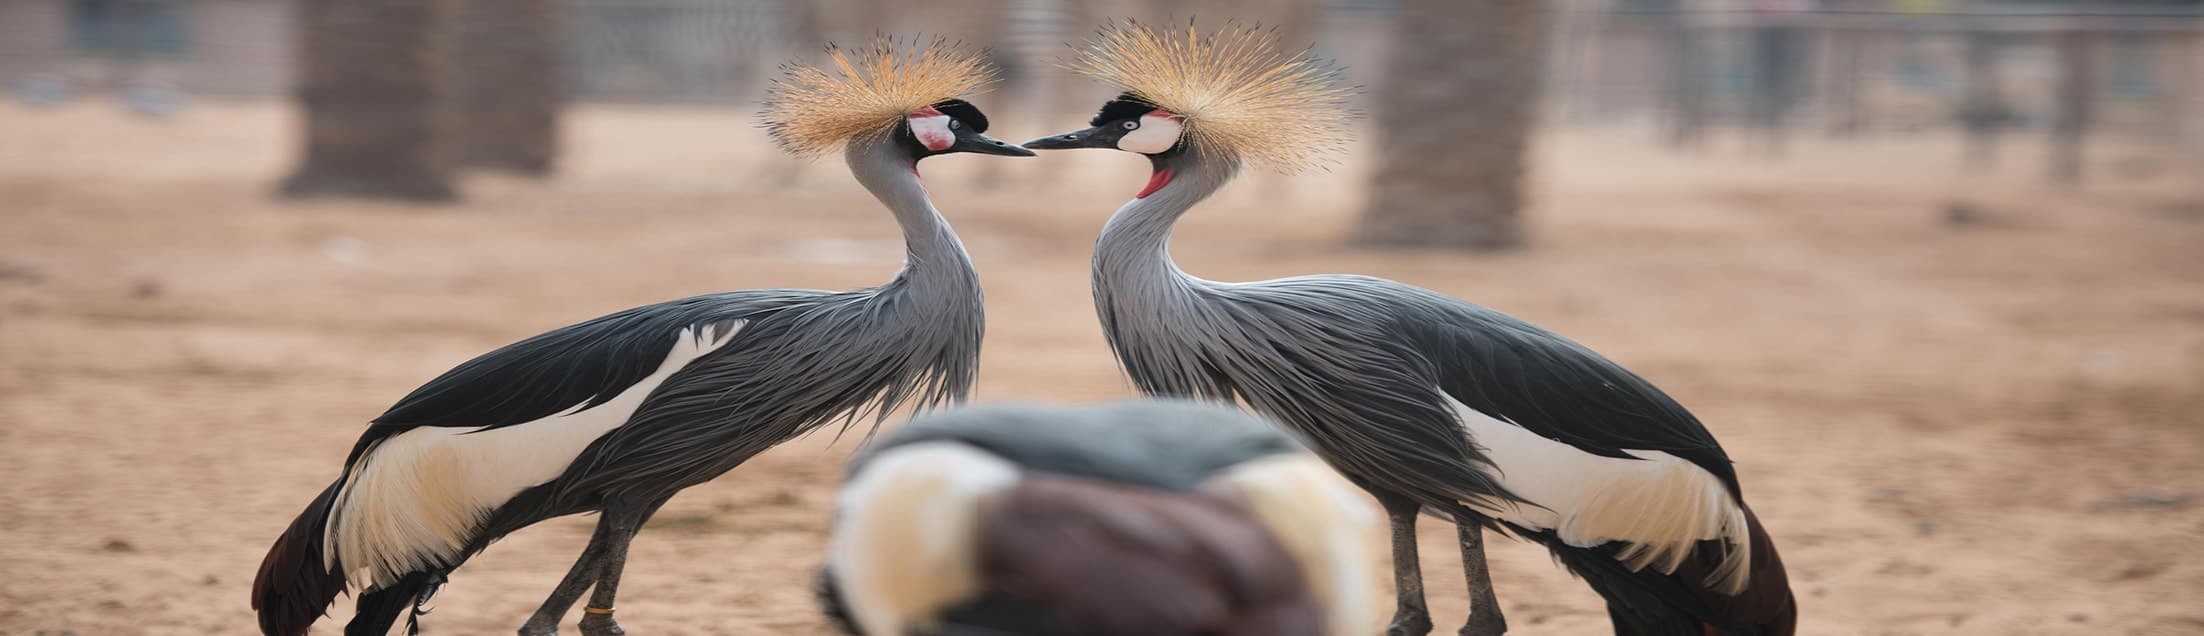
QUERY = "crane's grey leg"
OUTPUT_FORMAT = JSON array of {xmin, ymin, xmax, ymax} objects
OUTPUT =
[
  {"xmin": 517, "ymin": 516, "xmax": 620, "ymax": 636},
  {"xmin": 1452, "ymin": 513, "xmax": 1507, "ymax": 636},
  {"xmin": 1378, "ymin": 492, "xmax": 1434, "ymax": 636},
  {"xmin": 576, "ymin": 497, "xmax": 672, "ymax": 636}
]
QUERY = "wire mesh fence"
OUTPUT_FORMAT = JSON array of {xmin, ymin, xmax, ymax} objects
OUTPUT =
[
  {"xmin": 3, "ymin": 0, "xmax": 2200, "ymax": 168},
  {"xmin": 565, "ymin": 0, "xmax": 793, "ymax": 104}
]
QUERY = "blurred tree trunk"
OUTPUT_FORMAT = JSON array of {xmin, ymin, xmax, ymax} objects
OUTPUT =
[
  {"xmin": 2048, "ymin": 28, "xmax": 2096, "ymax": 186},
  {"xmin": 280, "ymin": 0, "xmax": 456, "ymax": 201},
  {"xmin": 1358, "ymin": 0, "xmax": 1550, "ymax": 250},
  {"xmin": 1959, "ymin": 31, "xmax": 2009, "ymax": 172},
  {"xmin": 2045, "ymin": 28, "xmax": 2098, "ymax": 185},
  {"xmin": 451, "ymin": 0, "xmax": 566, "ymax": 175}
]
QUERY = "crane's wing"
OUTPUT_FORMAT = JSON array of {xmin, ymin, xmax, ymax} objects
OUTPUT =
[
  {"xmin": 1423, "ymin": 305, "xmax": 1740, "ymax": 496},
  {"xmin": 343, "ymin": 291, "xmax": 811, "ymax": 467}
]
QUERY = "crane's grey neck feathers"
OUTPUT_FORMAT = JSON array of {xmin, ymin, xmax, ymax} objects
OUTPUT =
[
  {"xmin": 846, "ymin": 137, "xmax": 974, "ymax": 290},
  {"xmin": 1094, "ymin": 153, "xmax": 1239, "ymax": 288}
]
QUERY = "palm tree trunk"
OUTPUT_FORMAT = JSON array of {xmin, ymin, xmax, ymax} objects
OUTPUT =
[
  {"xmin": 1358, "ymin": 0, "xmax": 1550, "ymax": 250},
  {"xmin": 280, "ymin": 0, "xmax": 457, "ymax": 201},
  {"xmin": 451, "ymin": 0, "xmax": 566, "ymax": 175}
]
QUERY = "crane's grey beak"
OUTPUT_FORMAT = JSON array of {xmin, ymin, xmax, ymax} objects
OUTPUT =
[
  {"xmin": 950, "ymin": 132, "xmax": 1035, "ymax": 157},
  {"xmin": 1023, "ymin": 127, "xmax": 1114, "ymax": 151}
]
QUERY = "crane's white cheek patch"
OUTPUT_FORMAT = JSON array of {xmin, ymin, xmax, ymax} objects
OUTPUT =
[
  {"xmin": 1117, "ymin": 114, "xmax": 1183, "ymax": 154},
  {"xmin": 908, "ymin": 114, "xmax": 955, "ymax": 152}
]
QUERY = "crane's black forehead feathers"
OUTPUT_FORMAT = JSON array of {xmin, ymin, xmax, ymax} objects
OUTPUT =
[
  {"xmin": 1090, "ymin": 92, "xmax": 1160, "ymax": 127},
  {"xmin": 931, "ymin": 98, "xmax": 988, "ymax": 134}
]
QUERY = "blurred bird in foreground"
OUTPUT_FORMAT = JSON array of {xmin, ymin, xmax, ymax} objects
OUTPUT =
[
  {"xmin": 817, "ymin": 400, "xmax": 1381, "ymax": 636},
  {"xmin": 250, "ymin": 37, "xmax": 1029, "ymax": 636},
  {"xmin": 1025, "ymin": 21, "xmax": 1796, "ymax": 636}
]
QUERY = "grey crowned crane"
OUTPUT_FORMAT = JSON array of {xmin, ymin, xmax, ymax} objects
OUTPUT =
[
  {"xmin": 815, "ymin": 400, "xmax": 1381, "ymax": 636},
  {"xmin": 249, "ymin": 39, "xmax": 1031, "ymax": 636},
  {"xmin": 1022, "ymin": 23, "xmax": 1797, "ymax": 636}
]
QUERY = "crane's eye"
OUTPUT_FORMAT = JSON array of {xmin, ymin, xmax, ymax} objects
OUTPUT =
[
  {"xmin": 949, "ymin": 119, "xmax": 961, "ymax": 130},
  {"xmin": 1120, "ymin": 120, "xmax": 1139, "ymax": 130}
]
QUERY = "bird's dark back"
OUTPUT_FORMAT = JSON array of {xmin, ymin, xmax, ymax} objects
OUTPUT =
[
  {"xmin": 1388, "ymin": 284, "xmax": 1741, "ymax": 497},
  {"xmin": 825, "ymin": 401, "xmax": 1334, "ymax": 636},
  {"xmin": 349, "ymin": 290, "xmax": 820, "ymax": 464},
  {"xmin": 1102, "ymin": 274, "xmax": 1741, "ymax": 506},
  {"xmin": 851, "ymin": 400, "xmax": 1304, "ymax": 492}
]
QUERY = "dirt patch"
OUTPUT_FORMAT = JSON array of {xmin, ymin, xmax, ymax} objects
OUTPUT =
[{"xmin": 1, "ymin": 102, "xmax": 2200, "ymax": 634}]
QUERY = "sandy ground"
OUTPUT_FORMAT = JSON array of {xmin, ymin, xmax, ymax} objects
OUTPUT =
[{"xmin": 1, "ymin": 100, "xmax": 2201, "ymax": 636}]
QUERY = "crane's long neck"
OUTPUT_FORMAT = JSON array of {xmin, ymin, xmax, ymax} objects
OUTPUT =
[
  {"xmin": 1093, "ymin": 152, "xmax": 1240, "ymax": 292},
  {"xmin": 847, "ymin": 139, "xmax": 977, "ymax": 295}
]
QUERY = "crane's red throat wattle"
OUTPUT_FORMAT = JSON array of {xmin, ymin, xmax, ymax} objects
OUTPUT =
[{"xmin": 1137, "ymin": 167, "xmax": 1174, "ymax": 199}]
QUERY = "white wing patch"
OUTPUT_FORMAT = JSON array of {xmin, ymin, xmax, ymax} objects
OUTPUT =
[
  {"xmin": 828, "ymin": 442, "xmax": 1019, "ymax": 636},
  {"xmin": 1446, "ymin": 394, "xmax": 1752, "ymax": 594},
  {"xmin": 324, "ymin": 321, "xmax": 745, "ymax": 590}
]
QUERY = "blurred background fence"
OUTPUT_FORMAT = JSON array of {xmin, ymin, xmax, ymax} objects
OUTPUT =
[
  {"xmin": 6, "ymin": 0, "xmax": 2199, "ymax": 182},
  {"xmin": 563, "ymin": 0, "xmax": 790, "ymax": 104}
]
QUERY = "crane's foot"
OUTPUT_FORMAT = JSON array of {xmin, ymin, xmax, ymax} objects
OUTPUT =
[
  {"xmin": 1385, "ymin": 609, "xmax": 1434, "ymax": 636},
  {"xmin": 1458, "ymin": 612, "xmax": 1507, "ymax": 636},
  {"xmin": 1457, "ymin": 590, "xmax": 1507, "ymax": 635},
  {"xmin": 517, "ymin": 619, "xmax": 559, "ymax": 636},
  {"xmin": 578, "ymin": 609, "xmax": 626, "ymax": 636}
]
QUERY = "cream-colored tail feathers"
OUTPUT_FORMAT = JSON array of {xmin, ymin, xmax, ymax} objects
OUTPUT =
[
  {"xmin": 1208, "ymin": 453, "xmax": 1383, "ymax": 636},
  {"xmin": 827, "ymin": 442, "xmax": 1020, "ymax": 636},
  {"xmin": 323, "ymin": 322, "xmax": 744, "ymax": 590}
]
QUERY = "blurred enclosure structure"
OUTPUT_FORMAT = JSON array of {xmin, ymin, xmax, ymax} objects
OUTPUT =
[
  {"xmin": 1, "ymin": 0, "xmax": 2198, "ymax": 255},
  {"xmin": 5, "ymin": 0, "xmax": 2200, "ymax": 167},
  {"xmin": 1559, "ymin": 0, "xmax": 2204, "ymax": 185},
  {"xmin": 5, "ymin": 0, "xmax": 2201, "ymax": 199},
  {"xmin": 0, "ymin": 0, "xmax": 1331, "ymax": 102}
]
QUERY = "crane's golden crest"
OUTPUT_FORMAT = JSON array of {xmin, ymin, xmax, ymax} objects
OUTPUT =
[
  {"xmin": 762, "ymin": 36, "xmax": 997, "ymax": 156},
  {"xmin": 1066, "ymin": 20, "xmax": 1355, "ymax": 172}
]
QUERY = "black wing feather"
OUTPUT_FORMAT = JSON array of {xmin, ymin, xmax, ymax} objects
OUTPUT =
[
  {"xmin": 343, "ymin": 292, "xmax": 807, "ymax": 467},
  {"xmin": 1417, "ymin": 301, "xmax": 1741, "ymax": 497}
]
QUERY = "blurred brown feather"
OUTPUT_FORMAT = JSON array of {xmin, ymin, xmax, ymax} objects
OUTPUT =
[{"xmin": 974, "ymin": 475, "xmax": 1325, "ymax": 636}]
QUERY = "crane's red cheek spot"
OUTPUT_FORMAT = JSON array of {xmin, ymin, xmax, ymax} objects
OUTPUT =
[
  {"xmin": 1137, "ymin": 167, "xmax": 1175, "ymax": 199},
  {"xmin": 908, "ymin": 108, "xmax": 955, "ymax": 152},
  {"xmin": 917, "ymin": 129, "xmax": 954, "ymax": 152}
]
